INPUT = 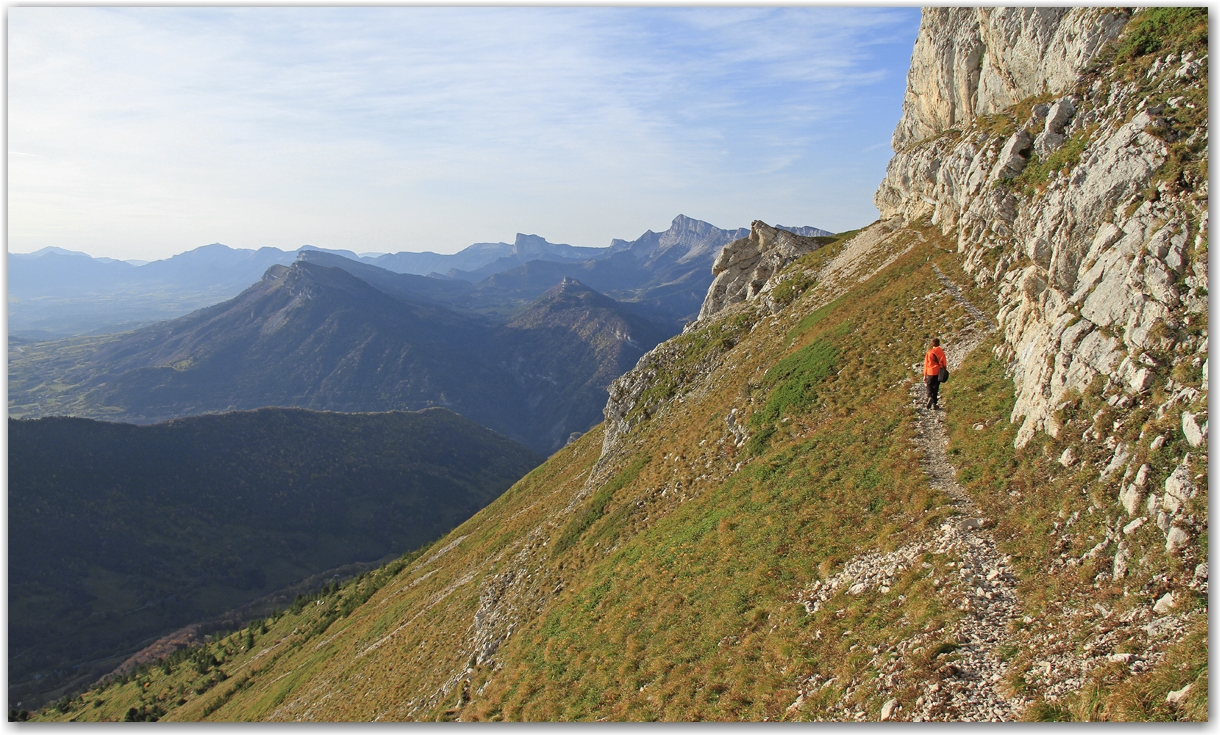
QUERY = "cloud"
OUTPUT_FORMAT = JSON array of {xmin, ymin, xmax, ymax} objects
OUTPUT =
[{"xmin": 8, "ymin": 7, "xmax": 921, "ymax": 260}]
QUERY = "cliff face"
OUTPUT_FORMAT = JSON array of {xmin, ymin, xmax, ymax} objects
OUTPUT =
[
  {"xmin": 892, "ymin": 8, "xmax": 1130, "ymax": 150},
  {"xmin": 878, "ymin": 7, "xmax": 1208, "ymax": 450},
  {"xmin": 696, "ymin": 221, "xmax": 830, "ymax": 322}
]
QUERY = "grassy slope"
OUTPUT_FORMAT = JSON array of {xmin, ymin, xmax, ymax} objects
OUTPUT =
[
  {"xmin": 32, "ymin": 12, "xmax": 1210, "ymax": 723},
  {"xmin": 35, "ymin": 227, "xmax": 955, "ymax": 721},
  {"xmin": 35, "ymin": 218, "xmax": 1205, "ymax": 722}
]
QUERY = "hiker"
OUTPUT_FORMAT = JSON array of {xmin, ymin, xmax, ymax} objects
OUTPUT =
[{"xmin": 924, "ymin": 338, "xmax": 947, "ymax": 409}]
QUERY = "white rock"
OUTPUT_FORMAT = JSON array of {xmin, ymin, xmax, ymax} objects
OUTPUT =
[
  {"xmin": 891, "ymin": 8, "xmax": 1126, "ymax": 148},
  {"xmin": 1119, "ymin": 485, "xmax": 1143, "ymax": 516},
  {"xmin": 1163, "ymin": 462, "xmax": 1195, "ymax": 512},
  {"xmin": 1034, "ymin": 98, "xmax": 1076, "ymax": 158},
  {"xmin": 1133, "ymin": 463, "xmax": 1150, "ymax": 488},
  {"xmin": 1166, "ymin": 683, "xmax": 1192, "ymax": 705},
  {"xmin": 1152, "ymin": 592, "xmax": 1175, "ymax": 613},
  {"xmin": 880, "ymin": 698, "xmax": 899, "ymax": 721},
  {"xmin": 1058, "ymin": 447, "xmax": 1077, "ymax": 467},
  {"xmin": 1165, "ymin": 526, "xmax": 1190, "ymax": 554},
  {"xmin": 1122, "ymin": 517, "xmax": 1146, "ymax": 535},
  {"xmin": 1100, "ymin": 443, "xmax": 1130, "ymax": 480},
  {"xmin": 1150, "ymin": 435, "xmax": 1167, "ymax": 451},
  {"xmin": 992, "ymin": 130, "xmax": 1034, "ymax": 180},
  {"xmin": 1113, "ymin": 545, "xmax": 1130, "ymax": 580},
  {"xmin": 874, "ymin": 5, "xmax": 1203, "ymax": 460},
  {"xmin": 1128, "ymin": 366, "xmax": 1154, "ymax": 393},
  {"xmin": 1107, "ymin": 652, "xmax": 1133, "ymax": 663},
  {"xmin": 1182, "ymin": 411, "xmax": 1207, "ymax": 447},
  {"xmin": 697, "ymin": 220, "xmax": 829, "ymax": 321}
]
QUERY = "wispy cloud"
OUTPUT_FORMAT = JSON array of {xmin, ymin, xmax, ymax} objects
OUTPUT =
[{"xmin": 8, "ymin": 7, "xmax": 921, "ymax": 260}]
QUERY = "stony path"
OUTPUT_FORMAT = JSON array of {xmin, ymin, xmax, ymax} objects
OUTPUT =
[
  {"xmin": 931, "ymin": 263, "xmax": 997, "ymax": 329},
  {"xmin": 903, "ymin": 271, "xmax": 1026, "ymax": 722},
  {"xmin": 791, "ymin": 268, "xmax": 1027, "ymax": 721}
]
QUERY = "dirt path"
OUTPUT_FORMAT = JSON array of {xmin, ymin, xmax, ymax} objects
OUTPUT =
[
  {"xmin": 791, "ymin": 266, "xmax": 1028, "ymax": 721},
  {"xmin": 903, "ymin": 270, "xmax": 1026, "ymax": 722}
]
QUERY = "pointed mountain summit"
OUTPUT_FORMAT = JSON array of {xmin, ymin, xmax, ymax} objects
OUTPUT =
[
  {"xmin": 53, "ymin": 261, "xmax": 527, "ymax": 442},
  {"xmin": 12, "ymin": 261, "xmax": 674, "ymax": 454}
]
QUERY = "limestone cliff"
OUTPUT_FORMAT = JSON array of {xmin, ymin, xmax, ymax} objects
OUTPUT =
[
  {"xmin": 696, "ymin": 220, "xmax": 830, "ymax": 322},
  {"xmin": 878, "ymin": 7, "xmax": 1208, "ymax": 450},
  {"xmin": 892, "ymin": 8, "xmax": 1130, "ymax": 150},
  {"xmin": 875, "ymin": 6, "xmax": 1209, "ymax": 632}
]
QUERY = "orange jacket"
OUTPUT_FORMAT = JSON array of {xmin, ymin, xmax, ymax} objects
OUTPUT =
[{"xmin": 924, "ymin": 346, "xmax": 947, "ymax": 376}]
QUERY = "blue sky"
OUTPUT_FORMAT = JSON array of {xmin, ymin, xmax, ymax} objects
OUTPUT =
[{"xmin": 9, "ymin": 7, "xmax": 922, "ymax": 261}]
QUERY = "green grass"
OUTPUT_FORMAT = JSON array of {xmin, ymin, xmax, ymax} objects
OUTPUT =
[
  {"xmin": 746, "ymin": 340, "xmax": 837, "ymax": 452},
  {"xmin": 30, "ymin": 212, "xmax": 1207, "ymax": 721},
  {"xmin": 553, "ymin": 455, "xmax": 651, "ymax": 555},
  {"xmin": 1115, "ymin": 7, "xmax": 1207, "ymax": 60}
]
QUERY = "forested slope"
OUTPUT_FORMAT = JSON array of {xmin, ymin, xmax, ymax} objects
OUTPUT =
[{"xmin": 10, "ymin": 407, "xmax": 540, "ymax": 710}]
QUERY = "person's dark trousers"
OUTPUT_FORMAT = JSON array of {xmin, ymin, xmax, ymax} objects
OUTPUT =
[{"xmin": 925, "ymin": 374, "xmax": 941, "ymax": 408}]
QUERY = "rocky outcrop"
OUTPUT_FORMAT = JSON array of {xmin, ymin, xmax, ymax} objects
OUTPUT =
[
  {"xmin": 892, "ymin": 8, "xmax": 1129, "ymax": 149},
  {"xmin": 877, "ymin": 11, "xmax": 1208, "ymax": 451},
  {"xmin": 697, "ymin": 220, "xmax": 828, "ymax": 322},
  {"xmin": 875, "ymin": 7, "xmax": 1209, "ymax": 622}
]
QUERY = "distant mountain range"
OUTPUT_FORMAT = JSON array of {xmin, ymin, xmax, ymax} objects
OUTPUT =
[
  {"xmin": 8, "ymin": 216, "xmax": 829, "ymax": 338},
  {"xmin": 9, "ymin": 261, "xmax": 674, "ymax": 454},
  {"xmin": 9, "ymin": 407, "xmax": 542, "ymax": 709}
]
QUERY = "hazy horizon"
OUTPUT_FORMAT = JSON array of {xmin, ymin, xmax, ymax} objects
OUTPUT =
[{"xmin": 9, "ymin": 7, "xmax": 921, "ymax": 262}]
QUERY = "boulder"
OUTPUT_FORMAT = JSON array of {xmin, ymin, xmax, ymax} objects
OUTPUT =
[
  {"xmin": 1165, "ymin": 526, "xmax": 1191, "ymax": 554},
  {"xmin": 1181, "ymin": 410, "xmax": 1207, "ymax": 447},
  {"xmin": 1034, "ymin": 97, "xmax": 1076, "ymax": 157},
  {"xmin": 1118, "ymin": 485, "xmax": 1142, "ymax": 516},
  {"xmin": 1152, "ymin": 591, "xmax": 1175, "ymax": 614},
  {"xmin": 992, "ymin": 130, "xmax": 1034, "ymax": 180},
  {"xmin": 1163, "ymin": 461, "xmax": 1195, "ymax": 513}
]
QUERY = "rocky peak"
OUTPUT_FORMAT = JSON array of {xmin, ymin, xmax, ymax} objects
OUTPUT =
[
  {"xmin": 540, "ymin": 276, "xmax": 599, "ymax": 301},
  {"xmin": 695, "ymin": 220, "xmax": 828, "ymax": 322},
  {"xmin": 511, "ymin": 233, "xmax": 566, "ymax": 258},
  {"xmin": 657, "ymin": 215, "xmax": 750, "ymax": 264}
]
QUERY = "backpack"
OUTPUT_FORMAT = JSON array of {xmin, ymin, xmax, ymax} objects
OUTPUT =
[{"xmin": 938, "ymin": 366, "xmax": 949, "ymax": 383}]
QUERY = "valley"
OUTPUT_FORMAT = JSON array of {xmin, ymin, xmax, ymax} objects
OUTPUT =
[{"xmin": 9, "ymin": 407, "xmax": 541, "ymax": 709}]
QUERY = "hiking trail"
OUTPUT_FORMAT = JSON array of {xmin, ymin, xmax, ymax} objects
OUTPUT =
[{"xmin": 902, "ymin": 268, "xmax": 1026, "ymax": 722}]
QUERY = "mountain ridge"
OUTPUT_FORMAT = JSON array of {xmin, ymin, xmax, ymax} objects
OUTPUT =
[
  {"xmin": 10, "ymin": 216, "xmax": 828, "ymax": 339},
  {"xmin": 9, "ymin": 260, "xmax": 676, "ymax": 454}
]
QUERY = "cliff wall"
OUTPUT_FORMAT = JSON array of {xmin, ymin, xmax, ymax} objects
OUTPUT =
[
  {"xmin": 878, "ymin": 7, "xmax": 1208, "ymax": 449},
  {"xmin": 874, "ymin": 7, "xmax": 1209, "ymax": 615}
]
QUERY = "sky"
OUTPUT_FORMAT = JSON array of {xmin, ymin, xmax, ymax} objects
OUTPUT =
[{"xmin": 8, "ymin": 6, "xmax": 922, "ymax": 262}]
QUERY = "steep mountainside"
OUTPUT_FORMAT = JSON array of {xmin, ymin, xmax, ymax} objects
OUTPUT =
[
  {"xmin": 9, "ymin": 262, "xmax": 673, "ymax": 454},
  {"xmin": 33, "ymin": 8, "xmax": 1206, "ymax": 723},
  {"xmin": 500, "ymin": 278, "xmax": 675, "ymax": 451},
  {"xmin": 9, "ymin": 407, "xmax": 541, "ymax": 712}
]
